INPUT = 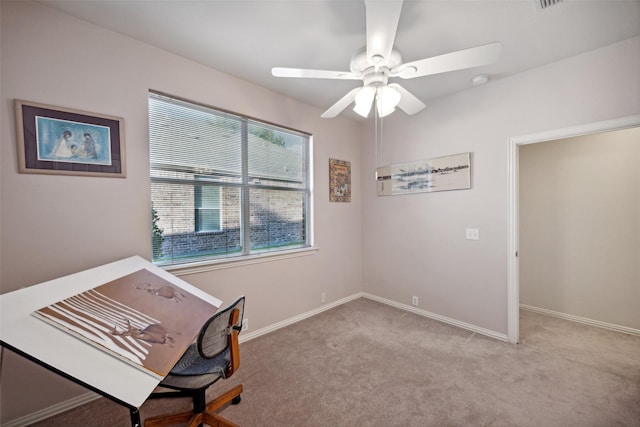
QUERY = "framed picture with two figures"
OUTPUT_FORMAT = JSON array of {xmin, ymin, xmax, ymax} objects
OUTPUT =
[{"xmin": 15, "ymin": 99, "xmax": 125, "ymax": 177}]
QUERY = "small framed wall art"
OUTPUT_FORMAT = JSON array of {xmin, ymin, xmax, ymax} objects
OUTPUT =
[
  {"xmin": 15, "ymin": 99, "xmax": 126, "ymax": 177},
  {"xmin": 329, "ymin": 158, "xmax": 351, "ymax": 202}
]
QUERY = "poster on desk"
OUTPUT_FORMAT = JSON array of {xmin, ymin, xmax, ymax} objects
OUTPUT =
[{"xmin": 32, "ymin": 269, "xmax": 217, "ymax": 379}]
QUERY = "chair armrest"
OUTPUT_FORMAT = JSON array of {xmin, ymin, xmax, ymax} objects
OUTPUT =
[{"xmin": 226, "ymin": 308, "xmax": 241, "ymax": 377}]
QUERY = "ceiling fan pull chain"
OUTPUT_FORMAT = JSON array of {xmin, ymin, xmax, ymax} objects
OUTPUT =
[
  {"xmin": 375, "ymin": 107, "xmax": 384, "ymax": 170},
  {"xmin": 374, "ymin": 107, "xmax": 379, "ymax": 169}
]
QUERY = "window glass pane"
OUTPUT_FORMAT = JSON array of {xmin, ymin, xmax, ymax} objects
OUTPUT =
[
  {"xmin": 249, "ymin": 188, "xmax": 306, "ymax": 251},
  {"xmin": 248, "ymin": 121, "xmax": 304, "ymax": 188},
  {"xmin": 149, "ymin": 95, "xmax": 242, "ymax": 181},
  {"xmin": 196, "ymin": 208, "xmax": 221, "ymax": 231},
  {"xmin": 151, "ymin": 182, "xmax": 242, "ymax": 264},
  {"xmin": 195, "ymin": 184, "xmax": 221, "ymax": 232}
]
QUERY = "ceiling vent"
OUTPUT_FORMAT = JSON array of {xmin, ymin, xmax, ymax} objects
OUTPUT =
[{"xmin": 534, "ymin": 0, "xmax": 563, "ymax": 10}]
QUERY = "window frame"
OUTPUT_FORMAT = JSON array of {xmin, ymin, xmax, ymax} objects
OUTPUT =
[{"xmin": 149, "ymin": 91, "xmax": 314, "ymax": 270}]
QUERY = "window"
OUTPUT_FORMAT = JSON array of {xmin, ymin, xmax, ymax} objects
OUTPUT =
[
  {"xmin": 195, "ymin": 178, "xmax": 221, "ymax": 232},
  {"xmin": 149, "ymin": 92, "xmax": 312, "ymax": 267}
]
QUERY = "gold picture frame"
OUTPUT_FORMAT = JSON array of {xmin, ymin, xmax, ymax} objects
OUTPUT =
[{"xmin": 329, "ymin": 158, "xmax": 351, "ymax": 202}]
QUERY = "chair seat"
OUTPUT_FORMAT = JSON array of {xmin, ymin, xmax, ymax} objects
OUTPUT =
[{"xmin": 160, "ymin": 346, "xmax": 230, "ymax": 390}]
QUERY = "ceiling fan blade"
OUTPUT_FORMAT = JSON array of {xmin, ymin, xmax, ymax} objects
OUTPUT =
[
  {"xmin": 388, "ymin": 83, "xmax": 426, "ymax": 115},
  {"xmin": 321, "ymin": 88, "xmax": 361, "ymax": 118},
  {"xmin": 392, "ymin": 42, "xmax": 502, "ymax": 79},
  {"xmin": 272, "ymin": 67, "xmax": 360, "ymax": 80},
  {"xmin": 365, "ymin": 0, "xmax": 403, "ymax": 66}
]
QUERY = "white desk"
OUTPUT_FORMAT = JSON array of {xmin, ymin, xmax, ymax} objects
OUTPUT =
[{"xmin": 0, "ymin": 256, "xmax": 221, "ymax": 427}]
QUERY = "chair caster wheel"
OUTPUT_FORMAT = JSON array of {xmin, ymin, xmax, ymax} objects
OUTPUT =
[{"xmin": 232, "ymin": 395, "xmax": 241, "ymax": 405}]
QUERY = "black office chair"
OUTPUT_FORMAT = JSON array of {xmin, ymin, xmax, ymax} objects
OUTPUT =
[{"xmin": 145, "ymin": 296, "xmax": 245, "ymax": 427}]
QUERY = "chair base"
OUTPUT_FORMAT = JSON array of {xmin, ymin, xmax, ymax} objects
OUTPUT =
[{"xmin": 145, "ymin": 384, "xmax": 243, "ymax": 427}]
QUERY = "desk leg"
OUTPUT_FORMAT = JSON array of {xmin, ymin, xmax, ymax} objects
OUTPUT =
[
  {"xmin": 130, "ymin": 407, "xmax": 142, "ymax": 427},
  {"xmin": 2, "ymin": 343, "xmax": 147, "ymax": 427}
]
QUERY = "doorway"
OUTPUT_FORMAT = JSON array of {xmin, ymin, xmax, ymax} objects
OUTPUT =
[{"xmin": 507, "ymin": 115, "xmax": 640, "ymax": 344}]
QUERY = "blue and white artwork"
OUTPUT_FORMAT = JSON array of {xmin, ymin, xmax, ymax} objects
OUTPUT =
[
  {"xmin": 36, "ymin": 116, "xmax": 112, "ymax": 165},
  {"xmin": 377, "ymin": 152, "xmax": 471, "ymax": 196}
]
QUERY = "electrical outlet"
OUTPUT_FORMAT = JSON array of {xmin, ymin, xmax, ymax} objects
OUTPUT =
[
  {"xmin": 466, "ymin": 228, "xmax": 480, "ymax": 240},
  {"xmin": 412, "ymin": 296, "xmax": 419, "ymax": 306},
  {"xmin": 242, "ymin": 318, "xmax": 248, "ymax": 332},
  {"xmin": 321, "ymin": 292, "xmax": 326, "ymax": 303}
]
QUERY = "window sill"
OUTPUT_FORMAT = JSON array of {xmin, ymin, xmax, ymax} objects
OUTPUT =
[
  {"xmin": 162, "ymin": 246, "xmax": 318, "ymax": 277},
  {"xmin": 195, "ymin": 230, "xmax": 224, "ymax": 235}
]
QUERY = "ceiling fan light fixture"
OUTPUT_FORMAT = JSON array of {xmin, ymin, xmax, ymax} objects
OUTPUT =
[
  {"xmin": 376, "ymin": 85, "xmax": 401, "ymax": 117},
  {"xmin": 354, "ymin": 86, "xmax": 376, "ymax": 117}
]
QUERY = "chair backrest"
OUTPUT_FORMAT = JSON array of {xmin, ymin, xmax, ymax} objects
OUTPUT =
[{"xmin": 197, "ymin": 296, "xmax": 245, "ymax": 376}]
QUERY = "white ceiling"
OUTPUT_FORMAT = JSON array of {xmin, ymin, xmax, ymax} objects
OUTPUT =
[{"xmin": 40, "ymin": 0, "xmax": 640, "ymax": 120}]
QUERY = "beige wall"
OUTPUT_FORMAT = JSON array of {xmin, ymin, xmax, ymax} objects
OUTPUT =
[
  {"xmin": 361, "ymin": 36, "xmax": 640, "ymax": 335},
  {"xmin": 2, "ymin": 1, "xmax": 640, "ymax": 424},
  {"xmin": 519, "ymin": 128, "xmax": 640, "ymax": 329},
  {"xmin": 0, "ymin": 2, "xmax": 363, "ymax": 422}
]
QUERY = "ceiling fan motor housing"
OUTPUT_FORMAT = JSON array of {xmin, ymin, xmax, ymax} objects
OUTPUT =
[{"xmin": 350, "ymin": 45, "xmax": 403, "ymax": 88}]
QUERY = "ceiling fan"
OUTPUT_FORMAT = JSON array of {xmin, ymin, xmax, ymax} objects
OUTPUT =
[{"xmin": 272, "ymin": 0, "xmax": 501, "ymax": 119}]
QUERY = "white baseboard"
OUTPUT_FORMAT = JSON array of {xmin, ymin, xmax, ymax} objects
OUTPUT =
[
  {"xmin": 7, "ymin": 291, "xmax": 507, "ymax": 426},
  {"xmin": 520, "ymin": 304, "xmax": 640, "ymax": 336},
  {"xmin": 239, "ymin": 292, "xmax": 509, "ymax": 344},
  {"xmin": 2, "ymin": 391, "xmax": 100, "ymax": 427},
  {"xmin": 362, "ymin": 293, "xmax": 509, "ymax": 342},
  {"xmin": 239, "ymin": 292, "xmax": 364, "ymax": 343}
]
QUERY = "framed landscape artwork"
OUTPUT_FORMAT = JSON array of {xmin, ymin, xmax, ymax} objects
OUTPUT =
[
  {"xmin": 329, "ymin": 158, "xmax": 351, "ymax": 202},
  {"xmin": 376, "ymin": 152, "xmax": 471, "ymax": 196},
  {"xmin": 15, "ymin": 99, "xmax": 125, "ymax": 177}
]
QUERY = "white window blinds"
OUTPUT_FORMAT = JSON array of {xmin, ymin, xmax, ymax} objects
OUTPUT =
[{"xmin": 149, "ymin": 92, "xmax": 312, "ymax": 267}]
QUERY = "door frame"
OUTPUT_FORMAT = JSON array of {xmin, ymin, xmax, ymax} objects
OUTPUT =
[{"xmin": 507, "ymin": 115, "xmax": 640, "ymax": 344}]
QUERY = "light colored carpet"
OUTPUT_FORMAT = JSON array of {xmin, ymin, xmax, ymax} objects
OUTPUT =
[{"xmin": 27, "ymin": 298, "xmax": 640, "ymax": 426}]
